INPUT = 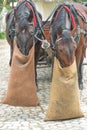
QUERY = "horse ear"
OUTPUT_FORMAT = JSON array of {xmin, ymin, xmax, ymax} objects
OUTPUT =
[
  {"xmin": 57, "ymin": 27, "xmax": 63, "ymax": 36},
  {"xmin": 6, "ymin": 11, "xmax": 12, "ymax": 23},
  {"xmin": 14, "ymin": 8, "xmax": 16, "ymax": 19},
  {"xmin": 6, "ymin": 13, "xmax": 10, "ymax": 22},
  {"xmin": 30, "ymin": 10, "xmax": 33, "ymax": 19},
  {"xmin": 71, "ymin": 28, "xmax": 76, "ymax": 36},
  {"xmin": 38, "ymin": 12, "xmax": 42, "ymax": 20},
  {"xmin": 71, "ymin": 37, "xmax": 77, "ymax": 50},
  {"xmin": 28, "ymin": 10, "xmax": 33, "ymax": 22}
]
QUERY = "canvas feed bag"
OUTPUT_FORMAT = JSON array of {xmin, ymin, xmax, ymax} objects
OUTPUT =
[
  {"xmin": 45, "ymin": 57, "xmax": 84, "ymax": 121},
  {"xmin": 1, "ymin": 43, "xmax": 39, "ymax": 106}
]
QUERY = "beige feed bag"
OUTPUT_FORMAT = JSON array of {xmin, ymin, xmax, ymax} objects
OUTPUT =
[
  {"xmin": 45, "ymin": 57, "xmax": 84, "ymax": 121},
  {"xmin": 1, "ymin": 43, "xmax": 39, "ymax": 106}
]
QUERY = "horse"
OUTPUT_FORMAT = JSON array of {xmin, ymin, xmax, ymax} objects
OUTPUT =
[
  {"xmin": 6, "ymin": 0, "xmax": 43, "ymax": 85},
  {"xmin": 50, "ymin": 2, "xmax": 87, "ymax": 90}
]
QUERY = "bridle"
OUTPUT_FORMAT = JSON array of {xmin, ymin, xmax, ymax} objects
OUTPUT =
[
  {"xmin": 13, "ymin": 1, "xmax": 37, "ymax": 46},
  {"xmin": 14, "ymin": 0, "xmax": 51, "ymax": 49}
]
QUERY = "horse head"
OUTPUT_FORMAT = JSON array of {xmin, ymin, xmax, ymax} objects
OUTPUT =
[
  {"xmin": 50, "ymin": 2, "xmax": 87, "ymax": 89},
  {"xmin": 50, "ymin": 6, "xmax": 77, "ymax": 67},
  {"xmin": 54, "ymin": 27, "xmax": 77, "ymax": 67},
  {"xmin": 14, "ymin": 1, "xmax": 35, "ymax": 55}
]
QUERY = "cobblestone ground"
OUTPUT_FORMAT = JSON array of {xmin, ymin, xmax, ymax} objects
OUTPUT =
[{"xmin": 0, "ymin": 39, "xmax": 87, "ymax": 130}]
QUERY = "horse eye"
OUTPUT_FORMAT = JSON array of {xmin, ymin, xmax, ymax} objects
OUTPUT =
[{"xmin": 60, "ymin": 50, "xmax": 63, "ymax": 52}]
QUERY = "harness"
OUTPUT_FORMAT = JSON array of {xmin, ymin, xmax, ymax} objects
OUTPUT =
[
  {"xmin": 9, "ymin": 0, "xmax": 46, "ymax": 44},
  {"xmin": 15, "ymin": 0, "xmax": 37, "ymax": 27}
]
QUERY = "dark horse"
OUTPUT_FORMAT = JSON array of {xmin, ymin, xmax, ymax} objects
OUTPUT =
[
  {"xmin": 50, "ymin": 2, "xmax": 87, "ymax": 89},
  {"xmin": 6, "ymin": 0, "xmax": 43, "ymax": 84}
]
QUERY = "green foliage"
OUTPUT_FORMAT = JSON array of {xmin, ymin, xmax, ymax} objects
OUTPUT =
[
  {"xmin": 0, "ymin": 32, "xmax": 6, "ymax": 39},
  {"xmin": 0, "ymin": 0, "xmax": 11, "ymax": 11},
  {"xmin": 79, "ymin": 0, "xmax": 87, "ymax": 2},
  {"xmin": 0, "ymin": 0, "xmax": 3, "ymax": 12},
  {"xmin": 6, "ymin": 4, "xmax": 11, "ymax": 10}
]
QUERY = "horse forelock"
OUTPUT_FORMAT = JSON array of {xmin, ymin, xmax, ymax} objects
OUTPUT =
[
  {"xmin": 62, "ymin": 30, "xmax": 71, "ymax": 41},
  {"xmin": 53, "ymin": 8, "xmax": 67, "ymax": 30},
  {"xmin": 52, "ymin": 5, "xmax": 76, "ymax": 32},
  {"xmin": 15, "ymin": 1, "xmax": 37, "ymax": 27}
]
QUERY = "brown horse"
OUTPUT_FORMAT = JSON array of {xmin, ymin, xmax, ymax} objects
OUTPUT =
[
  {"xmin": 50, "ymin": 2, "xmax": 87, "ymax": 89},
  {"xmin": 6, "ymin": 0, "xmax": 43, "ymax": 85}
]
